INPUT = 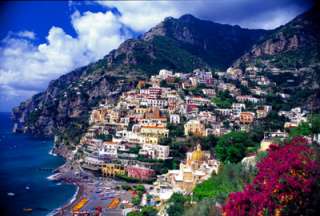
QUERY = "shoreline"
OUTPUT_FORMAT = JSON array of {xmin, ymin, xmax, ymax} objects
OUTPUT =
[
  {"xmin": 47, "ymin": 145, "xmax": 82, "ymax": 216},
  {"xmin": 47, "ymin": 143, "xmax": 134, "ymax": 216},
  {"xmin": 50, "ymin": 182, "xmax": 83, "ymax": 216}
]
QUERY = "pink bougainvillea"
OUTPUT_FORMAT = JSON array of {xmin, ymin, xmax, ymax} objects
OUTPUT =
[{"xmin": 223, "ymin": 137, "xmax": 320, "ymax": 216}]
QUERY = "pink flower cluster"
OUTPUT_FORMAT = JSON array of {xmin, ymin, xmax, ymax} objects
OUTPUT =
[{"xmin": 223, "ymin": 137, "xmax": 320, "ymax": 216}]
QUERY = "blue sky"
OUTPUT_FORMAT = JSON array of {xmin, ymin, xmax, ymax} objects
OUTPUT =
[{"xmin": 0, "ymin": 0, "xmax": 314, "ymax": 111}]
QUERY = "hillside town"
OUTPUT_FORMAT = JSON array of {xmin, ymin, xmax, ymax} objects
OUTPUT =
[{"xmin": 62, "ymin": 67, "xmax": 319, "ymax": 216}]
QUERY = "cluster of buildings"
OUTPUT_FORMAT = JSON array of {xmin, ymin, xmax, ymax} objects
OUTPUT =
[
  {"xmin": 151, "ymin": 144, "xmax": 219, "ymax": 200},
  {"xmin": 78, "ymin": 69, "xmax": 226, "ymax": 182},
  {"xmin": 280, "ymin": 107, "xmax": 308, "ymax": 129},
  {"xmin": 74, "ymin": 66, "xmax": 317, "ymax": 213},
  {"xmin": 77, "ymin": 67, "xmax": 281, "ymax": 182}
]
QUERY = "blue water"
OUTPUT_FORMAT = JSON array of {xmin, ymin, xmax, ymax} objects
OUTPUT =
[{"xmin": 0, "ymin": 112, "xmax": 76, "ymax": 216}]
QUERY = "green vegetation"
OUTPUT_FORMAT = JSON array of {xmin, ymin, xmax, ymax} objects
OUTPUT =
[
  {"xmin": 167, "ymin": 123, "xmax": 185, "ymax": 137},
  {"xmin": 166, "ymin": 193, "xmax": 191, "ymax": 216},
  {"xmin": 263, "ymin": 110, "xmax": 287, "ymax": 130},
  {"xmin": 289, "ymin": 122, "xmax": 312, "ymax": 137},
  {"xmin": 188, "ymin": 135, "xmax": 218, "ymax": 152},
  {"xmin": 269, "ymin": 45, "xmax": 320, "ymax": 69},
  {"xmin": 215, "ymin": 131, "xmax": 256, "ymax": 163},
  {"xmin": 115, "ymin": 174, "xmax": 155, "ymax": 184},
  {"xmin": 153, "ymin": 159, "xmax": 180, "ymax": 174},
  {"xmin": 310, "ymin": 114, "xmax": 320, "ymax": 135},
  {"xmin": 193, "ymin": 163, "xmax": 252, "ymax": 201},
  {"xmin": 130, "ymin": 185, "xmax": 146, "ymax": 207},
  {"xmin": 62, "ymin": 114, "xmax": 89, "ymax": 145},
  {"xmin": 128, "ymin": 206, "xmax": 158, "ymax": 216},
  {"xmin": 183, "ymin": 198, "xmax": 220, "ymax": 216},
  {"xmin": 128, "ymin": 145, "xmax": 141, "ymax": 154},
  {"xmin": 289, "ymin": 114, "xmax": 320, "ymax": 138},
  {"xmin": 132, "ymin": 196, "xmax": 142, "ymax": 206},
  {"xmin": 212, "ymin": 91, "xmax": 234, "ymax": 108},
  {"xmin": 129, "ymin": 36, "xmax": 207, "ymax": 74},
  {"xmin": 95, "ymin": 133, "xmax": 112, "ymax": 141},
  {"xmin": 27, "ymin": 110, "xmax": 41, "ymax": 124}
]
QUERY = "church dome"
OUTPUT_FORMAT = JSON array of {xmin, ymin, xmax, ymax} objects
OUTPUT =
[{"xmin": 191, "ymin": 144, "xmax": 205, "ymax": 161}]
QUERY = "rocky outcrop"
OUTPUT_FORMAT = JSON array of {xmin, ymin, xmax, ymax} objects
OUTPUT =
[
  {"xmin": 235, "ymin": 6, "xmax": 320, "ymax": 67},
  {"xmin": 233, "ymin": 6, "xmax": 320, "ymax": 110}
]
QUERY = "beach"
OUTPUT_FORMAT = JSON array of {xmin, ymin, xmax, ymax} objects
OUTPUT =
[{"xmin": 49, "ymin": 147, "xmax": 133, "ymax": 216}]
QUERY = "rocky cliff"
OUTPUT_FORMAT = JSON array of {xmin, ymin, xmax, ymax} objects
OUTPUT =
[
  {"xmin": 235, "ymin": 6, "xmax": 320, "ymax": 67},
  {"xmin": 233, "ymin": 6, "xmax": 320, "ymax": 110}
]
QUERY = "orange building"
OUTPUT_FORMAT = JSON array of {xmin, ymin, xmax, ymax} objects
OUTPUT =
[{"xmin": 240, "ymin": 112, "xmax": 255, "ymax": 124}]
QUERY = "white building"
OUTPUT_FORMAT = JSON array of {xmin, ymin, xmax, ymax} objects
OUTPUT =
[
  {"xmin": 170, "ymin": 114, "xmax": 181, "ymax": 124},
  {"xmin": 159, "ymin": 69, "xmax": 173, "ymax": 80},
  {"xmin": 139, "ymin": 144, "xmax": 170, "ymax": 160},
  {"xmin": 232, "ymin": 103, "xmax": 246, "ymax": 116}
]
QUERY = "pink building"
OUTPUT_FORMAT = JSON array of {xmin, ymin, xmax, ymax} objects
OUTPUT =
[{"xmin": 126, "ymin": 165, "xmax": 155, "ymax": 180}]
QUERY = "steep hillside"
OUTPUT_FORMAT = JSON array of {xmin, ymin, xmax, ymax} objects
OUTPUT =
[
  {"xmin": 106, "ymin": 14, "xmax": 267, "ymax": 75},
  {"xmin": 234, "ymin": 6, "xmax": 320, "ymax": 110},
  {"xmin": 12, "ymin": 14, "xmax": 268, "ymax": 145},
  {"xmin": 235, "ymin": 6, "xmax": 320, "ymax": 69}
]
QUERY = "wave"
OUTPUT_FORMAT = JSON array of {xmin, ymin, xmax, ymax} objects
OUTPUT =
[
  {"xmin": 48, "ymin": 148, "xmax": 57, "ymax": 156},
  {"xmin": 47, "ymin": 184, "xmax": 79, "ymax": 216},
  {"xmin": 47, "ymin": 173, "xmax": 61, "ymax": 181}
]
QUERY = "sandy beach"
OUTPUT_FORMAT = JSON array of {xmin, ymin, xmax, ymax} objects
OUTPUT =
[
  {"xmin": 52, "ymin": 183, "xmax": 83, "ymax": 216},
  {"xmin": 48, "ymin": 148, "xmax": 133, "ymax": 216}
]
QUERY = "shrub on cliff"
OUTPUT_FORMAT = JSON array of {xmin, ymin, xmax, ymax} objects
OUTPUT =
[
  {"xmin": 215, "ymin": 131, "xmax": 256, "ymax": 163},
  {"xmin": 223, "ymin": 137, "xmax": 320, "ymax": 216}
]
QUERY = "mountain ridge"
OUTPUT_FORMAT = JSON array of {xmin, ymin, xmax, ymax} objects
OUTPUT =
[{"xmin": 12, "ymin": 8, "xmax": 320, "ymax": 145}]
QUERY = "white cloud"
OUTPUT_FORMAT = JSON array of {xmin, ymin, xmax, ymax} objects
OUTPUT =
[
  {"xmin": 0, "ymin": 0, "xmax": 312, "ymax": 111},
  {"xmin": 16, "ymin": 30, "xmax": 36, "ymax": 40},
  {"xmin": 100, "ymin": 1, "xmax": 181, "ymax": 32},
  {"xmin": 71, "ymin": 10, "xmax": 127, "ymax": 59},
  {"xmin": 99, "ymin": 0, "xmax": 311, "ymax": 31},
  {"xmin": 0, "ymin": 10, "xmax": 131, "ymax": 110}
]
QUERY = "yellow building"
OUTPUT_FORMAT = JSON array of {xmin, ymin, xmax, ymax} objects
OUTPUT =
[
  {"xmin": 142, "ymin": 136, "xmax": 159, "ymax": 144},
  {"xmin": 101, "ymin": 163, "xmax": 126, "ymax": 177},
  {"xmin": 89, "ymin": 108, "xmax": 110, "ymax": 124},
  {"xmin": 135, "ymin": 107, "xmax": 148, "ymax": 115},
  {"xmin": 140, "ymin": 125, "xmax": 169, "ymax": 137},
  {"xmin": 184, "ymin": 120, "xmax": 206, "ymax": 136}
]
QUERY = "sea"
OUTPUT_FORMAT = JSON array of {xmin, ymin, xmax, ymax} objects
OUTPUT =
[{"xmin": 0, "ymin": 112, "xmax": 76, "ymax": 216}]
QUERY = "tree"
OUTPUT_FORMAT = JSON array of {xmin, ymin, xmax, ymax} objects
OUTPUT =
[
  {"xmin": 141, "ymin": 206, "xmax": 157, "ymax": 216},
  {"xmin": 215, "ymin": 131, "xmax": 255, "ymax": 163},
  {"xmin": 134, "ymin": 185, "xmax": 146, "ymax": 193},
  {"xmin": 289, "ymin": 114, "xmax": 320, "ymax": 139},
  {"xmin": 193, "ymin": 163, "xmax": 248, "ymax": 201},
  {"xmin": 212, "ymin": 90, "xmax": 234, "ymax": 108},
  {"xmin": 96, "ymin": 133, "xmax": 112, "ymax": 141},
  {"xmin": 132, "ymin": 195, "xmax": 142, "ymax": 206},
  {"xmin": 127, "ymin": 207, "xmax": 157, "ymax": 216},
  {"xmin": 289, "ymin": 122, "xmax": 312, "ymax": 137},
  {"xmin": 167, "ymin": 123, "xmax": 184, "ymax": 137},
  {"xmin": 310, "ymin": 114, "xmax": 320, "ymax": 135},
  {"xmin": 183, "ymin": 198, "xmax": 221, "ymax": 216},
  {"xmin": 202, "ymin": 135, "xmax": 218, "ymax": 152},
  {"xmin": 223, "ymin": 137, "xmax": 320, "ymax": 216},
  {"xmin": 166, "ymin": 193, "xmax": 190, "ymax": 216},
  {"xmin": 263, "ymin": 111, "xmax": 287, "ymax": 131}
]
